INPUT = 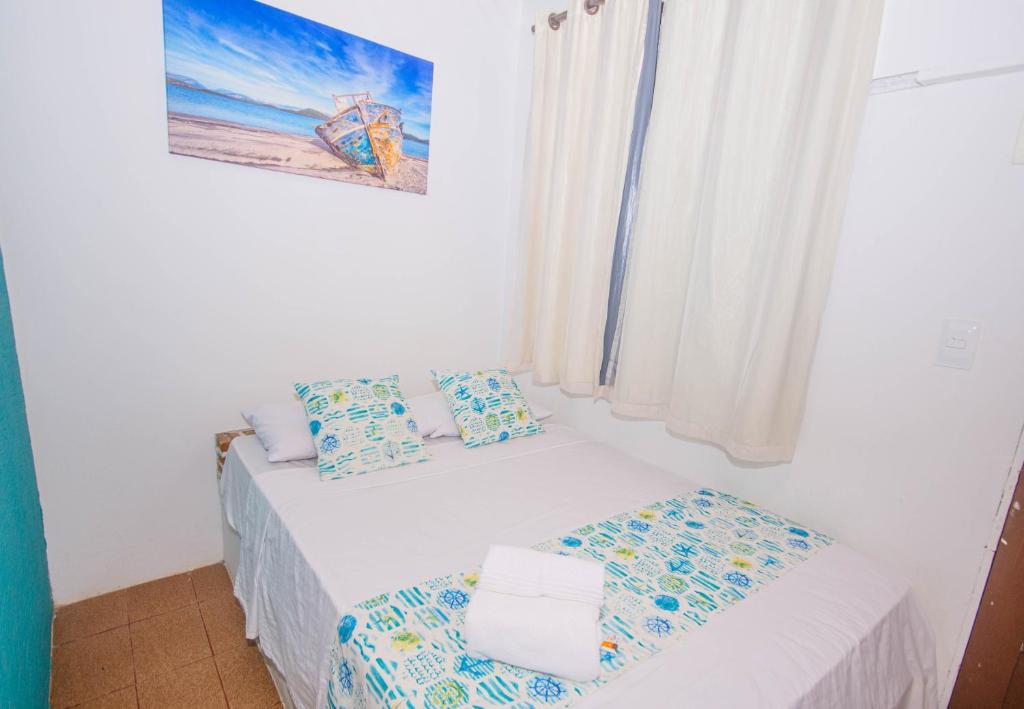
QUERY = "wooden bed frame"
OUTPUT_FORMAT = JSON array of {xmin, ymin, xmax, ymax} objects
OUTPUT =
[{"xmin": 214, "ymin": 428, "xmax": 255, "ymax": 477}]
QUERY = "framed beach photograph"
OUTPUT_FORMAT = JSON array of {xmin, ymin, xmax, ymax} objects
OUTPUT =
[{"xmin": 161, "ymin": 0, "xmax": 433, "ymax": 194}]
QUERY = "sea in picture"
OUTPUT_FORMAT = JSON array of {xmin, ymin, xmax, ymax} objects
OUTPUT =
[
  {"xmin": 166, "ymin": 83, "xmax": 430, "ymax": 160},
  {"xmin": 162, "ymin": 0, "xmax": 433, "ymax": 193}
]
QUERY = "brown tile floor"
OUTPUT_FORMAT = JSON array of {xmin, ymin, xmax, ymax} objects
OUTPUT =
[{"xmin": 51, "ymin": 564, "xmax": 282, "ymax": 709}]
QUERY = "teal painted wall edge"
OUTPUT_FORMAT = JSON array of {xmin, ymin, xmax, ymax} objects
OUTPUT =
[{"xmin": 0, "ymin": 248, "xmax": 53, "ymax": 707}]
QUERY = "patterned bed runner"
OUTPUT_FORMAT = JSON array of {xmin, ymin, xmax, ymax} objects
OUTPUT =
[{"xmin": 326, "ymin": 488, "xmax": 831, "ymax": 708}]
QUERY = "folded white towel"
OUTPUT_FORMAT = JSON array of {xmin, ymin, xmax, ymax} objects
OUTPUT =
[
  {"xmin": 464, "ymin": 590, "xmax": 602, "ymax": 682},
  {"xmin": 476, "ymin": 545, "xmax": 605, "ymax": 606},
  {"xmin": 464, "ymin": 545, "xmax": 605, "ymax": 682}
]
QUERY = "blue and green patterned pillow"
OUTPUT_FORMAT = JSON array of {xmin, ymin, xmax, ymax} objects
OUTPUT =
[
  {"xmin": 431, "ymin": 368, "xmax": 542, "ymax": 448},
  {"xmin": 294, "ymin": 375, "xmax": 429, "ymax": 480}
]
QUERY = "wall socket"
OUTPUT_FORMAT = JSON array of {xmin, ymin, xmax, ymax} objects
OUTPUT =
[{"xmin": 936, "ymin": 319, "xmax": 982, "ymax": 370}]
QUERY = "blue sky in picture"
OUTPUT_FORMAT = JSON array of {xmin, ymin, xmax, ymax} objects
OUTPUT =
[{"xmin": 162, "ymin": 0, "xmax": 434, "ymax": 138}]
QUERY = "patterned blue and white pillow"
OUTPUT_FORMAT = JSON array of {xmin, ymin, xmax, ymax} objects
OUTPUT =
[
  {"xmin": 294, "ymin": 375, "xmax": 429, "ymax": 480},
  {"xmin": 431, "ymin": 368, "xmax": 542, "ymax": 448}
]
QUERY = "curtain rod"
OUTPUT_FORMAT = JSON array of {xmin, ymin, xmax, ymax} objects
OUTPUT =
[{"xmin": 531, "ymin": 0, "xmax": 605, "ymax": 33}]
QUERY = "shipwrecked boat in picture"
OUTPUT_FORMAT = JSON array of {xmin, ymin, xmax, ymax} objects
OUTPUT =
[
  {"xmin": 161, "ymin": 0, "xmax": 433, "ymax": 194},
  {"xmin": 316, "ymin": 93, "xmax": 405, "ymax": 182}
]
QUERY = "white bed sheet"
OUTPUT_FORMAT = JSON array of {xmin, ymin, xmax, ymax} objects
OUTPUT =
[{"xmin": 220, "ymin": 424, "xmax": 937, "ymax": 709}]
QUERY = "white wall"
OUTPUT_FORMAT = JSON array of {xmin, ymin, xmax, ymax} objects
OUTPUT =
[
  {"xmin": 515, "ymin": 0, "xmax": 1024, "ymax": 702},
  {"xmin": 873, "ymin": 0, "xmax": 1024, "ymax": 77},
  {"xmin": 0, "ymin": 0, "xmax": 531, "ymax": 604}
]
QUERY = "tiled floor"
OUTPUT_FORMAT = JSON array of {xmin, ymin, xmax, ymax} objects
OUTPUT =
[{"xmin": 50, "ymin": 564, "xmax": 283, "ymax": 708}]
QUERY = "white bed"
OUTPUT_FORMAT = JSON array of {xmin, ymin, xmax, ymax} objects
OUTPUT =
[{"xmin": 220, "ymin": 423, "xmax": 937, "ymax": 709}]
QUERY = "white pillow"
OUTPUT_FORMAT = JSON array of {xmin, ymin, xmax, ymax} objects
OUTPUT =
[
  {"xmin": 405, "ymin": 391, "xmax": 452, "ymax": 437},
  {"xmin": 242, "ymin": 394, "xmax": 453, "ymax": 461},
  {"xmin": 241, "ymin": 403, "xmax": 316, "ymax": 462},
  {"xmin": 424, "ymin": 392, "xmax": 553, "ymax": 439},
  {"xmin": 241, "ymin": 393, "xmax": 554, "ymax": 459},
  {"xmin": 532, "ymin": 400, "xmax": 554, "ymax": 420}
]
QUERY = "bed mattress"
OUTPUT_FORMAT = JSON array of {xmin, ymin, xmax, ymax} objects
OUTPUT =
[{"xmin": 220, "ymin": 424, "xmax": 936, "ymax": 709}]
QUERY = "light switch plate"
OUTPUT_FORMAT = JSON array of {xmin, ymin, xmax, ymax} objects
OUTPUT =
[{"xmin": 936, "ymin": 319, "xmax": 982, "ymax": 370}]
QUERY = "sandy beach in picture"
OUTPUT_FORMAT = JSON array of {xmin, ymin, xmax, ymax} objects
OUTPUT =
[{"xmin": 168, "ymin": 113, "xmax": 428, "ymax": 193}]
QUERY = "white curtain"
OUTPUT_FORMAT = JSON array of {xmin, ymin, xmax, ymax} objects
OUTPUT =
[
  {"xmin": 608, "ymin": 0, "xmax": 884, "ymax": 462},
  {"xmin": 506, "ymin": 1, "xmax": 650, "ymax": 391}
]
